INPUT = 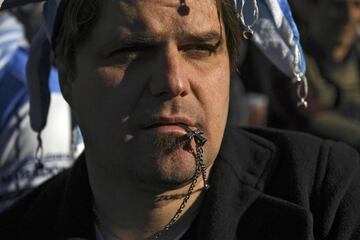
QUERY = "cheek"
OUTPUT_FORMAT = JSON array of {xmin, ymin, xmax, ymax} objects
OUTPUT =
[
  {"xmin": 204, "ymin": 60, "xmax": 230, "ymax": 112},
  {"xmin": 70, "ymin": 66, "xmax": 137, "ymax": 145},
  {"xmin": 198, "ymin": 62, "xmax": 230, "ymax": 139}
]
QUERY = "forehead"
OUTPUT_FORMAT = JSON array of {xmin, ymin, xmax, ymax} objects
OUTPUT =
[{"xmin": 91, "ymin": 0, "xmax": 220, "ymax": 43}]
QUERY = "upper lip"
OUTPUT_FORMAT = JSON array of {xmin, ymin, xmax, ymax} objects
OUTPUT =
[{"xmin": 141, "ymin": 116, "xmax": 195, "ymax": 129}]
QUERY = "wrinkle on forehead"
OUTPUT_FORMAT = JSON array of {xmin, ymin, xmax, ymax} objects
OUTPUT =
[
  {"xmin": 109, "ymin": 0, "xmax": 215, "ymax": 9},
  {"xmin": 105, "ymin": 0, "xmax": 217, "ymax": 20},
  {"xmin": 93, "ymin": 0, "xmax": 221, "ymax": 46}
]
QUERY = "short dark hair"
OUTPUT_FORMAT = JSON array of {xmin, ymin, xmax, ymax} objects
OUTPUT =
[{"xmin": 54, "ymin": 0, "xmax": 241, "ymax": 80}]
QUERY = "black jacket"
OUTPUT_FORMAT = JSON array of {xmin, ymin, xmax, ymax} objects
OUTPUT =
[{"xmin": 1, "ymin": 127, "xmax": 360, "ymax": 240}]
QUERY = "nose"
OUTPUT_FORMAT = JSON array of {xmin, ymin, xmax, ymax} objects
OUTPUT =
[{"xmin": 149, "ymin": 44, "xmax": 190, "ymax": 98}]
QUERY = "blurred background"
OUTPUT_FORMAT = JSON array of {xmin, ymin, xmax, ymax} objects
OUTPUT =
[
  {"xmin": 0, "ymin": 3, "xmax": 83, "ymax": 213},
  {"xmin": 237, "ymin": 0, "xmax": 360, "ymax": 152}
]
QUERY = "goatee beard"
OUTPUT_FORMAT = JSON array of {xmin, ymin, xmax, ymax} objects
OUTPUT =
[{"xmin": 153, "ymin": 133, "xmax": 189, "ymax": 154}]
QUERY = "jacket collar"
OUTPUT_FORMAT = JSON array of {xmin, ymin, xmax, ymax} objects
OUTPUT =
[
  {"xmin": 191, "ymin": 127, "xmax": 277, "ymax": 240},
  {"xmin": 20, "ymin": 154, "xmax": 96, "ymax": 240},
  {"xmin": 193, "ymin": 127, "xmax": 312, "ymax": 240}
]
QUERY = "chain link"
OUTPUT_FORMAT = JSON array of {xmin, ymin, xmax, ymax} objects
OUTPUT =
[
  {"xmin": 238, "ymin": 0, "xmax": 259, "ymax": 39},
  {"xmin": 153, "ymin": 127, "xmax": 209, "ymax": 239},
  {"xmin": 93, "ymin": 127, "xmax": 209, "ymax": 240}
]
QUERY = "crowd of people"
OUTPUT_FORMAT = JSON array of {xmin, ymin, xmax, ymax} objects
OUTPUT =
[{"xmin": 0, "ymin": 0, "xmax": 360, "ymax": 239}]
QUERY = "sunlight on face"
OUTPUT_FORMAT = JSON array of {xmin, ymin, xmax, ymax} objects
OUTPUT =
[{"xmin": 71, "ymin": 0, "xmax": 230, "ymax": 188}]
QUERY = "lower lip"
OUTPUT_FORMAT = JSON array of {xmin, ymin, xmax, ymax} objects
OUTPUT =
[{"xmin": 145, "ymin": 125, "xmax": 187, "ymax": 134}]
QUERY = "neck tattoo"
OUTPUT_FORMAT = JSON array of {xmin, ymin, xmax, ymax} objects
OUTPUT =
[{"xmin": 93, "ymin": 125, "xmax": 209, "ymax": 240}]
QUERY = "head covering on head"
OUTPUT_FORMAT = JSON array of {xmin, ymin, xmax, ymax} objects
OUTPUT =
[
  {"xmin": 1, "ymin": 0, "xmax": 61, "ymax": 133},
  {"xmin": 0, "ymin": 0, "xmax": 307, "ymax": 132},
  {"xmin": 235, "ymin": 0, "xmax": 306, "ymax": 77}
]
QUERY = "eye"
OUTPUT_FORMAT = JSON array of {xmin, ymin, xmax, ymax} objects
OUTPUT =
[
  {"xmin": 179, "ymin": 44, "xmax": 217, "ymax": 59},
  {"xmin": 107, "ymin": 45, "xmax": 154, "ymax": 62}
]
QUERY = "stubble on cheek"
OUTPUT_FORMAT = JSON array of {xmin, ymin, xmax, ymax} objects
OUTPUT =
[
  {"xmin": 152, "ymin": 133, "xmax": 189, "ymax": 154},
  {"xmin": 133, "ymin": 133, "xmax": 196, "ymax": 186}
]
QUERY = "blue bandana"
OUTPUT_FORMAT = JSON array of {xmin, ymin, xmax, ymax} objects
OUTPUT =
[
  {"xmin": 235, "ymin": 0, "xmax": 306, "ymax": 77},
  {"xmin": 0, "ymin": 0, "xmax": 307, "ymax": 132},
  {"xmin": 1, "ymin": 0, "xmax": 61, "ymax": 132}
]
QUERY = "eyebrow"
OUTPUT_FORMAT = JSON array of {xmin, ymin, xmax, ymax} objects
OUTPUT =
[
  {"xmin": 178, "ymin": 32, "xmax": 222, "ymax": 43},
  {"xmin": 99, "ymin": 31, "xmax": 222, "ymax": 51}
]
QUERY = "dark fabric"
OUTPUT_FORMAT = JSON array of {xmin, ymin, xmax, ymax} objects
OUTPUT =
[{"xmin": 1, "ymin": 127, "xmax": 360, "ymax": 240}]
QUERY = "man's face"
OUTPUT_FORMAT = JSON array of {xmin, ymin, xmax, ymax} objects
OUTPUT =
[
  {"xmin": 68, "ymin": 0, "xmax": 230, "ymax": 188},
  {"xmin": 309, "ymin": 0, "xmax": 360, "ymax": 50}
]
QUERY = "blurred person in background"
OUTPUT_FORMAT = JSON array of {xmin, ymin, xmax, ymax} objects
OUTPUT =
[
  {"xmin": 241, "ymin": 0, "xmax": 360, "ymax": 151},
  {"xmin": 0, "ymin": 11, "xmax": 82, "ymax": 213}
]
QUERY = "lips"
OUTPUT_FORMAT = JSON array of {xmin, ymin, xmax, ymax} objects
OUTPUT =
[{"xmin": 141, "ymin": 117, "xmax": 195, "ymax": 130}]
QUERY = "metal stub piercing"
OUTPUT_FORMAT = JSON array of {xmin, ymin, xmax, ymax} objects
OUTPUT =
[{"xmin": 177, "ymin": 0, "xmax": 190, "ymax": 16}]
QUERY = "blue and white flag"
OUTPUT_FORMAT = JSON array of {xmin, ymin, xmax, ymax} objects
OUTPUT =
[
  {"xmin": 235, "ymin": 0, "xmax": 306, "ymax": 78},
  {"xmin": 0, "ymin": 12, "xmax": 27, "ymax": 71},
  {"xmin": 1, "ymin": 0, "xmax": 61, "ymax": 132}
]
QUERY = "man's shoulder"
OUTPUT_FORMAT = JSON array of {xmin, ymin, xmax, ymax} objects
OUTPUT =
[
  {"xmin": 233, "ymin": 126, "xmax": 357, "ymax": 157},
  {"xmin": 0, "ymin": 154, "xmax": 93, "ymax": 239},
  {"xmin": 0, "ymin": 165, "xmax": 71, "ymax": 238},
  {"xmin": 226, "ymin": 126, "xmax": 360, "ymax": 185}
]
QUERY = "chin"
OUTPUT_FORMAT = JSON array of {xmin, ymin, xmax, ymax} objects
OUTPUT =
[
  {"xmin": 125, "ymin": 131, "xmax": 209, "ymax": 190},
  {"xmin": 137, "ymin": 149, "xmax": 198, "ymax": 190}
]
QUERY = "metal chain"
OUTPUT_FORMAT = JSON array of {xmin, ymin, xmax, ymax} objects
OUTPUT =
[
  {"xmin": 292, "ymin": 42, "xmax": 309, "ymax": 109},
  {"xmin": 34, "ymin": 132, "xmax": 44, "ymax": 172},
  {"xmin": 152, "ymin": 161, "xmax": 202, "ymax": 239},
  {"xmin": 152, "ymin": 128, "xmax": 209, "ymax": 239},
  {"xmin": 93, "ymin": 127, "xmax": 209, "ymax": 240},
  {"xmin": 195, "ymin": 144, "xmax": 209, "ymax": 190}
]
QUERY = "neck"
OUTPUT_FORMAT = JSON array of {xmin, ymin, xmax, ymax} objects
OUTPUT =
[{"xmin": 89, "ymin": 157, "xmax": 208, "ymax": 240}]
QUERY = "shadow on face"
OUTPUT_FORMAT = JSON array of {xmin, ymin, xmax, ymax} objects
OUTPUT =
[{"xmin": 68, "ymin": 0, "xmax": 231, "ymax": 189}]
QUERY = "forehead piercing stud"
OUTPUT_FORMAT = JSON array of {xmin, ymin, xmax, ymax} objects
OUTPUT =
[{"xmin": 178, "ymin": 0, "xmax": 190, "ymax": 16}]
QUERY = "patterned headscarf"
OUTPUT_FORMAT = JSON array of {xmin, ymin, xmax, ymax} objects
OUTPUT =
[
  {"xmin": 235, "ymin": 0, "xmax": 306, "ymax": 77},
  {"xmin": 1, "ymin": 0, "xmax": 61, "ymax": 132},
  {"xmin": 0, "ymin": 0, "xmax": 307, "ymax": 132}
]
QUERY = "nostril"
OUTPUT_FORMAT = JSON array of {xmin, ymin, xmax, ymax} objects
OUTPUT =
[{"xmin": 180, "ymin": 91, "xmax": 187, "ymax": 97}]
